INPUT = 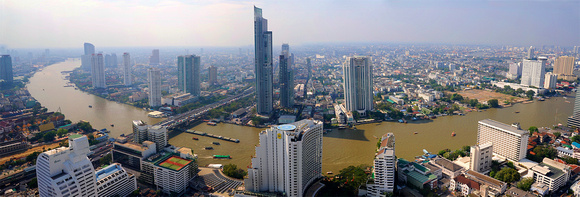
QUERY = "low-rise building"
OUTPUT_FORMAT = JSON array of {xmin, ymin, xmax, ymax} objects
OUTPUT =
[
  {"xmin": 530, "ymin": 158, "xmax": 571, "ymax": 192},
  {"xmin": 161, "ymin": 93, "xmax": 197, "ymax": 107},
  {"xmin": 556, "ymin": 146, "xmax": 574, "ymax": 158},
  {"xmin": 506, "ymin": 187, "xmax": 536, "ymax": 197},
  {"xmin": 431, "ymin": 157, "xmax": 464, "ymax": 178},
  {"xmin": 571, "ymin": 179, "xmax": 580, "ymax": 197},
  {"xmin": 464, "ymin": 170, "xmax": 507, "ymax": 196},
  {"xmin": 450, "ymin": 174, "xmax": 480, "ymax": 196},
  {"xmin": 398, "ymin": 158, "xmax": 438, "ymax": 190}
]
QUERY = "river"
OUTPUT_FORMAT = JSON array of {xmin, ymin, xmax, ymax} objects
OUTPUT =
[{"xmin": 29, "ymin": 59, "xmax": 575, "ymax": 174}]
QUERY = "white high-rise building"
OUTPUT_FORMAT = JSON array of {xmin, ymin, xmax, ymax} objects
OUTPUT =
[
  {"xmin": 96, "ymin": 163, "xmax": 137, "ymax": 197},
  {"xmin": 245, "ymin": 119, "xmax": 323, "ymax": 197},
  {"xmin": 81, "ymin": 43, "xmax": 95, "ymax": 71},
  {"xmin": 368, "ymin": 133, "xmax": 396, "ymax": 195},
  {"xmin": 133, "ymin": 120, "xmax": 149, "ymax": 144},
  {"xmin": 91, "ymin": 53, "xmax": 106, "ymax": 88},
  {"xmin": 343, "ymin": 56, "xmax": 373, "ymax": 115},
  {"xmin": 544, "ymin": 72, "xmax": 557, "ymax": 90},
  {"xmin": 527, "ymin": 46, "xmax": 535, "ymax": 60},
  {"xmin": 520, "ymin": 58, "xmax": 546, "ymax": 88},
  {"xmin": 36, "ymin": 135, "xmax": 97, "ymax": 197},
  {"xmin": 148, "ymin": 68, "xmax": 161, "ymax": 107},
  {"xmin": 147, "ymin": 125, "xmax": 168, "ymax": 152},
  {"xmin": 508, "ymin": 62, "xmax": 522, "ymax": 79},
  {"xmin": 477, "ymin": 119, "xmax": 529, "ymax": 161},
  {"xmin": 469, "ymin": 142, "xmax": 493, "ymax": 173},
  {"xmin": 123, "ymin": 53, "xmax": 132, "ymax": 86}
]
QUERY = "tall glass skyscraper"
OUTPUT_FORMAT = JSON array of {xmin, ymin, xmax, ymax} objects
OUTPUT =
[
  {"xmin": 254, "ymin": 6, "xmax": 273, "ymax": 115},
  {"xmin": 148, "ymin": 68, "xmax": 162, "ymax": 107},
  {"xmin": 81, "ymin": 43, "xmax": 95, "ymax": 71},
  {"xmin": 0, "ymin": 55, "xmax": 13, "ymax": 85},
  {"xmin": 343, "ymin": 56, "xmax": 373, "ymax": 115},
  {"xmin": 279, "ymin": 44, "xmax": 294, "ymax": 108},
  {"xmin": 177, "ymin": 55, "xmax": 201, "ymax": 96}
]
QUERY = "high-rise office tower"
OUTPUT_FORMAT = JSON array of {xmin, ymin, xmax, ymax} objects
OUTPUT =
[
  {"xmin": 469, "ymin": 142, "xmax": 493, "ymax": 173},
  {"xmin": 36, "ymin": 135, "xmax": 97, "ymax": 197},
  {"xmin": 279, "ymin": 45, "xmax": 294, "ymax": 109},
  {"xmin": 150, "ymin": 49, "xmax": 160, "ymax": 66},
  {"xmin": 177, "ymin": 55, "xmax": 201, "ymax": 96},
  {"xmin": 343, "ymin": 56, "xmax": 373, "ymax": 115},
  {"xmin": 507, "ymin": 62, "xmax": 522, "ymax": 79},
  {"xmin": 567, "ymin": 91, "xmax": 580, "ymax": 128},
  {"xmin": 544, "ymin": 72, "xmax": 557, "ymax": 90},
  {"xmin": 554, "ymin": 56, "xmax": 576, "ymax": 81},
  {"xmin": 148, "ymin": 68, "xmax": 162, "ymax": 107},
  {"xmin": 0, "ymin": 55, "xmax": 13, "ymax": 85},
  {"xmin": 91, "ymin": 54, "xmax": 106, "ymax": 88},
  {"xmin": 254, "ymin": 6, "xmax": 274, "ymax": 115},
  {"xmin": 105, "ymin": 54, "xmax": 112, "ymax": 67},
  {"xmin": 110, "ymin": 53, "xmax": 117, "ymax": 68},
  {"xmin": 81, "ymin": 43, "xmax": 95, "ymax": 71},
  {"xmin": 520, "ymin": 58, "xmax": 546, "ymax": 88},
  {"xmin": 307, "ymin": 58, "xmax": 312, "ymax": 80},
  {"xmin": 477, "ymin": 119, "xmax": 529, "ymax": 161},
  {"xmin": 133, "ymin": 120, "xmax": 149, "ymax": 144},
  {"xmin": 147, "ymin": 125, "xmax": 168, "ymax": 152},
  {"xmin": 123, "ymin": 53, "xmax": 132, "ymax": 86},
  {"xmin": 245, "ymin": 119, "xmax": 323, "ymax": 197},
  {"xmin": 527, "ymin": 46, "xmax": 535, "ymax": 60},
  {"xmin": 368, "ymin": 133, "xmax": 396, "ymax": 195},
  {"xmin": 209, "ymin": 65, "xmax": 217, "ymax": 85}
]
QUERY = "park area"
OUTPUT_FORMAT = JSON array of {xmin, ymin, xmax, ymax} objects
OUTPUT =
[{"xmin": 457, "ymin": 89, "xmax": 526, "ymax": 106}]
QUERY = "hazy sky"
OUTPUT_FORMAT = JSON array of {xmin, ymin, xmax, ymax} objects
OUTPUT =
[{"xmin": 1, "ymin": 0, "xmax": 579, "ymax": 48}]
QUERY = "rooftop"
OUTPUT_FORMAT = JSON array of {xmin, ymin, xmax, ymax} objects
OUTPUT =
[
  {"xmin": 533, "ymin": 163, "xmax": 566, "ymax": 179},
  {"xmin": 96, "ymin": 163, "xmax": 122, "ymax": 181},
  {"xmin": 69, "ymin": 134, "xmax": 83, "ymax": 140},
  {"xmin": 380, "ymin": 133, "xmax": 395, "ymax": 148},
  {"xmin": 479, "ymin": 119, "xmax": 527, "ymax": 136},
  {"xmin": 406, "ymin": 170, "xmax": 437, "ymax": 184},
  {"xmin": 157, "ymin": 155, "xmax": 192, "ymax": 171},
  {"xmin": 455, "ymin": 175, "xmax": 480, "ymax": 190},
  {"xmin": 434, "ymin": 157, "xmax": 463, "ymax": 172},
  {"xmin": 465, "ymin": 170, "xmax": 506, "ymax": 188}
]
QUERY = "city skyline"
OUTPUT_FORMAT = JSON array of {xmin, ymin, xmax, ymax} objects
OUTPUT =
[{"xmin": 1, "ymin": 0, "xmax": 579, "ymax": 49}]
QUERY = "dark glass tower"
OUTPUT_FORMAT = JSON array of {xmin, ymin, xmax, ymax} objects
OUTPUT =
[{"xmin": 254, "ymin": 6, "xmax": 273, "ymax": 115}]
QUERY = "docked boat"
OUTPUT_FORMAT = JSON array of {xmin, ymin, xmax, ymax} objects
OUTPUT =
[
  {"xmin": 414, "ymin": 132, "xmax": 418, "ymax": 134},
  {"xmin": 326, "ymin": 171, "xmax": 333, "ymax": 175},
  {"xmin": 213, "ymin": 155, "xmax": 231, "ymax": 159},
  {"xmin": 110, "ymin": 124, "xmax": 114, "ymax": 127},
  {"xmin": 207, "ymin": 122, "xmax": 217, "ymax": 126},
  {"xmin": 192, "ymin": 137, "xmax": 199, "ymax": 140},
  {"xmin": 538, "ymin": 97, "xmax": 545, "ymax": 101},
  {"xmin": 205, "ymin": 147, "xmax": 214, "ymax": 150},
  {"xmin": 451, "ymin": 131, "xmax": 456, "ymax": 137},
  {"xmin": 514, "ymin": 111, "xmax": 520, "ymax": 113},
  {"xmin": 212, "ymin": 142, "xmax": 220, "ymax": 145}
]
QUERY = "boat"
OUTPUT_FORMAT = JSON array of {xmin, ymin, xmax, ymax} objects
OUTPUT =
[
  {"xmin": 192, "ymin": 137, "xmax": 199, "ymax": 140},
  {"xmin": 452, "ymin": 131, "xmax": 456, "ymax": 137},
  {"xmin": 110, "ymin": 124, "xmax": 114, "ymax": 127},
  {"xmin": 538, "ymin": 97, "xmax": 545, "ymax": 101},
  {"xmin": 338, "ymin": 125, "xmax": 346, "ymax": 129},
  {"xmin": 212, "ymin": 142, "xmax": 220, "ymax": 145},
  {"xmin": 213, "ymin": 155, "xmax": 231, "ymax": 159},
  {"xmin": 205, "ymin": 147, "xmax": 213, "ymax": 150},
  {"xmin": 414, "ymin": 132, "xmax": 418, "ymax": 134},
  {"xmin": 326, "ymin": 171, "xmax": 333, "ymax": 175},
  {"xmin": 207, "ymin": 122, "xmax": 217, "ymax": 126},
  {"xmin": 514, "ymin": 111, "xmax": 520, "ymax": 113}
]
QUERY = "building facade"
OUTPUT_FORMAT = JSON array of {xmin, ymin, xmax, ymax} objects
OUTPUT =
[
  {"xmin": 568, "ymin": 90, "xmax": 580, "ymax": 128},
  {"xmin": 254, "ymin": 6, "xmax": 274, "ymax": 115},
  {"xmin": 112, "ymin": 140, "xmax": 156, "ymax": 172},
  {"xmin": 147, "ymin": 125, "xmax": 168, "ymax": 152},
  {"xmin": 245, "ymin": 119, "xmax": 323, "ymax": 197},
  {"xmin": 544, "ymin": 72, "xmax": 557, "ymax": 90},
  {"xmin": 508, "ymin": 62, "xmax": 522, "ymax": 79},
  {"xmin": 123, "ymin": 53, "xmax": 132, "ymax": 86},
  {"xmin": 95, "ymin": 163, "xmax": 137, "ymax": 197},
  {"xmin": 554, "ymin": 56, "xmax": 576, "ymax": 81},
  {"xmin": 279, "ymin": 46, "xmax": 294, "ymax": 109},
  {"xmin": 81, "ymin": 43, "xmax": 95, "ymax": 71},
  {"xmin": 0, "ymin": 55, "xmax": 13, "ymax": 85},
  {"xmin": 520, "ymin": 58, "xmax": 546, "ymax": 88},
  {"xmin": 150, "ymin": 49, "xmax": 159, "ymax": 66},
  {"xmin": 530, "ymin": 158, "xmax": 571, "ymax": 192},
  {"xmin": 36, "ymin": 135, "xmax": 97, "ymax": 197},
  {"xmin": 177, "ymin": 55, "xmax": 201, "ymax": 96},
  {"xmin": 209, "ymin": 65, "xmax": 217, "ymax": 85},
  {"xmin": 91, "ymin": 54, "xmax": 106, "ymax": 89},
  {"xmin": 148, "ymin": 68, "xmax": 162, "ymax": 107},
  {"xmin": 368, "ymin": 133, "xmax": 396, "ymax": 195},
  {"xmin": 142, "ymin": 152, "xmax": 196, "ymax": 195},
  {"xmin": 477, "ymin": 119, "xmax": 529, "ymax": 161},
  {"xmin": 469, "ymin": 142, "xmax": 493, "ymax": 173},
  {"xmin": 343, "ymin": 56, "xmax": 373, "ymax": 115}
]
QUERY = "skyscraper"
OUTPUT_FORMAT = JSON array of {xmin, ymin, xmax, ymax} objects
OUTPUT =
[
  {"xmin": 307, "ymin": 57, "xmax": 312, "ymax": 80},
  {"xmin": 148, "ymin": 68, "xmax": 161, "ymax": 107},
  {"xmin": 110, "ymin": 53, "xmax": 118, "ymax": 67},
  {"xmin": 245, "ymin": 119, "xmax": 323, "ymax": 197},
  {"xmin": 507, "ymin": 62, "xmax": 522, "ymax": 79},
  {"xmin": 209, "ymin": 65, "xmax": 217, "ymax": 85},
  {"xmin": 147, "ymin": 125, "xmax": 168, "ymax": 152},
  {"xmin": 544, "ymin": 72, "xmax": 557, "ymax": 90},
  {"xmin": 520, "ymin": 58, "xmax": 546, "ymax": 88},
  {"xmin": 0, "ymin": 55, "xmax": 13, "ymax": 85},
  {"xmin": 554, "ymin": 56, "xmax": 576, "ymax": 81},
  {"xmin": 254, "ymin": 6, "xmax": 274, "ymax": 115},
  {"xmin": 527, "ymin": 46, "xmax": 535, "ymax": 60},
  {"xmin": 81, "ymin": 43, "xmax": 95, "ymax": 71},
  {"xmin": 150, "ymin": 49, "xmax": 160, "ymax": 66},
  {"xmin": 177, "ymin": 55, "xmax": 201, "ymax": 96},
  {"xmin": 37, "ymin": 135, "xmax": 97, "ymax": 197},
  {"xmin": 477, "ymin": 119, "xmax": 529, "ymax": 161},
  {"xmin": 91, "ymin": 54, "xmax": 106, "ymax": 88},
  {"xmin": 123, "ymin": 53, "xmax": 132, "ymax": 86},
  {"xmin": 279, "ymin": 44, "xmax": 294, "ymax": 109},
  {"xmin": 367, "ymin": 133, "xmax": 396, "ymax": 195},
  {"xmin": 567, "ymin": 90, "xmax": 580, "ymax": 128},
  {"xmin": 343, "ymin": 56, "xmax": 373, "ymax": 115}
]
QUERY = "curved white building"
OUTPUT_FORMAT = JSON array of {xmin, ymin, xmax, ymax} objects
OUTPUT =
[{"xmin": 245, "ymin": 119, "xmax": 323, "ymax": 197}]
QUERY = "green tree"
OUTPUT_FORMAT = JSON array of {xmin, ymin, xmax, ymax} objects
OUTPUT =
[
  {"xmin": 487, "ymin": 99, "xmax": 499, "ymax": 108},
  {"xmin": 562, "ymin": 156, "xmax": 579, "ymax": 165},
  {"xmin": 223, "ymin": 164, "xmax": 247, "ymax": 179},
  {"xmin": 528, "ymin": 126, "xmax": 538, "ymax": 135},
  {"xmin": 553, "ymin": 132, "xmax": 561, "ymax": 138},
  {"xmin": 469, "ymin": 99, "xmax": 479, "ymax": 107},
  {"xmin": 525, "ymin": 90, "xmax": 535, "ymax": 99},
  {"xmin": 516, "ymin": 177, "xmax": 534, "ymax": 191},
  {"xmin": 451, "ymin": 93, "xmax": 463, "ymax": 101},
  {"xmin": 43, "ymin": 131, "xmax": 56, "ymax": 142},
  {"xmin": 28, "ymin": 178, "xmax": 38, "ymax": 189},
  {"xmin": 77, "ymin": 121, "xmax": 93, "ymax": 132},
  {"xmin": 572, "ymin": 135, "xmax": 580, "ymax": 143},
  {"xmin": 99, "ymin": 154, "xmax": 112, "ymax": 166},
  {"xmin": 352, "ymin": 111, "xmax": 361, "ymax": 120},
  {"xmin": 494, "ymin": 167, "xmax": 520, "ymax": 183}
]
